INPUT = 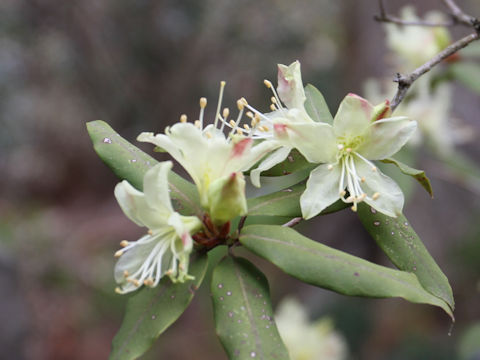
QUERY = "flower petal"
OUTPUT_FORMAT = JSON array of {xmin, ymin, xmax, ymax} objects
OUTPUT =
[
  {"xmin": 143, "ymin": 161, "xmax": 174, "ymax": 216},
  {"xmin": 333, "ymin": 93, "xmax": 374, "ymax": 139},
  {"xmin": 283, "ymin": 122, "xmax": 337, "ymax": 164},
  {"xmin": 300, "ymin": 163, "xmax": 342, "ymax": 219},
  {"xmin": 277, "ymin": 61, "xmax": 306, "ymax": 109},
  {"xmin": 356, "ymin": 117, "xmax": 417, "ymax": 160},
  {"xmin": 250, "ymin": 146, "xmax": 292, "ymax": 187},
  {"xmin": 355, "ymin": 159, "xmax": 404, "ymax": 217},
  {"xmin": 114, "ymin": 180, "xmax": 166, "ymax": 229}
]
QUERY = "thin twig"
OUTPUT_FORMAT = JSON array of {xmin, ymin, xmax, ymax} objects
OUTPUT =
[
  {"xmin": 391, "ymin": 31, "xmax": 479, "ymax": 111},
  {"xmin": 442, "ymin": 0, "xmax": 479, "ymax": 28},
  {"xmin": 374, "ymin": 15, "xmax": 456, "ymax": 28},
  {"xmin": 282, "ymin": 217, "xmax": 302, "ymax": 228}
]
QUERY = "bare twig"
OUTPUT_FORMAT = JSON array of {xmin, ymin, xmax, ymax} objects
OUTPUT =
[
  {"xmin": 391, "ymin": 31, "xmax": 479, "ymax": 111},
  {"xmin": 442, "ymin": 0, "xmax": 479, "ymax": 28},
  {"xmin": 376, "ymin": 0, "xmax": 480, "ymax": 111},
  {"xmin": 282, "ymin": 217, "xmax": 302, "ymax": 228}
]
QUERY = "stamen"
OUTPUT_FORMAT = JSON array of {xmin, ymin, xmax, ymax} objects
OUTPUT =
[
  {"xmin": 114, "ymin": 250, "xmax": 123, "ymax": 258},
  {"xmin": 264, "ymin": 79, "xmax": 273, "ymax": 88},
  {"xmin": 246, "ymin": 111, "xmax": 254, "ymax": 119},
  {"xmin": 194, "ymin": 120, "xmax": 201, "ymax": 128},
  {"xmin": 372, "ymin": 166, "xmax": 377, "ymax": 172},
  {"xmin": 271, "ymin": 96, "xmax": 277, "ymax": 104},
  {"xmin": 351, "ymin": 204, "xmax": 358, "ymax": 212},
  {"xmin": 123, "ymin": 270, "xmax": 129, "ymax": 277},
  {"xmin": 243, "ymin": 124, "xmax": 250, "ymax": 130},
  {"xmin": 120, "ymin": 240, "xmax": 129, "ymax": 247},
  {"xmin": 205, "ymin": 132, "xmax": 212, "ymax": 139},
  {"xmin": 180, "ymin": 114, "xmax": 187, "ymax": 123},
  {"xmin": 361, "ymin": 177, "xmax": 366, "ymax": 183},
  {"xmin": 148, "ymin": 230, "xmax": 153, "ymax": 235},
  {"xmin": 219, "ymin": 107, "xmax": 230, "ymax": 132},
  {"xmin": 214, "ymin": 81, "xmax": 226, "ymax": 128},
  {"xmin": 229, "ymin": 119, "xmax": 236, "ymax": 127},
  {"xmin": 115, "ymin": 287, "xmax": 123, "ymax": 294},
  {"xmin": 372, "ymin": 192, "xmax": 380, "ymax": 200},
  {"xmin": 270, "ymin": 104, "xmax": 277, "ymax": 111},
  {"xmin": 144, "ymin": 278, "xmax": 154, "ymax": 286},
  {"xmin": 339, "ymin": 190, "xmax": 346, "ymax": 197}
]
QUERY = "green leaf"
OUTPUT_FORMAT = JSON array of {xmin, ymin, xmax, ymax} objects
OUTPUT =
[
  {"xmin": 259, "ymin": 149, "xmax": 315, "ymax": 177},
  {"xmin": 211, "ymin": 256, "xmax": 290, "ymax": 360},
  {"xmin": 86, "ymin": 120, "xmax": 202, "ymax": 216},
  {"xmin": 380, "ymin": 157, "xmax": 433, "ymax": 197},
  {"xmin": 109, "ymin": 253, "xmax": 208, "ymax": 360},
  {"xmin": 247, "ymin": 183, "xmax": 347, "ymax": 217},
  {"xmin": 304, "ymin": 84, "xmax": 333, "ymax": 124},
  {"xmin": 239, "ymin": 225, "xmax": 453, "ymax": 319},
  {"xmin": 450, "ymin": 62, "xmax": 480, "ymax": 94},
  {"xmin": 357, "ymin": 204, "xmax": 454, "ymax": 312}
]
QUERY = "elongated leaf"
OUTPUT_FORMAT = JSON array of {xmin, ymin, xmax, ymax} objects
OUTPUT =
[
  {"xmin": 247, "ymin": 183, "xmax": 347, "ymax": 217},
  {"xmin": 239, "ymin": 225, "xmax": 453, "ymax": 319},
  {"xmin": 110, "ymin": 253, "xmax": 208, "ymax": 360},
  {"xmin": 211, "ymin": 256, "xmax": 289, "ymax": 360},
  {"xmin": 259, "ymin": 149, "xmax": 315, "ymax": 177},
  {"xmin": 357, "ymin": 204, "xmax": 454, "ymax": 311},
  {"xmin": 86, "ymin": 120, "xmax": 202, "ymax": 216},
  {"xmin": 381, "ymin": 157, "xmax": 433, "ymax": 197},
  {"xmin": 304, "ymin": 84, "xmax": 333, "ymax": 124},
  {"xmin": 450, "ymin": 62, "xmax": 480, "ymax": 94}
]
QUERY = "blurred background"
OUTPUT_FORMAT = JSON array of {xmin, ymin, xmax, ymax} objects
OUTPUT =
[{"xmin": 1, "ymin": 0, "xmax": 479, "ymax": 359}]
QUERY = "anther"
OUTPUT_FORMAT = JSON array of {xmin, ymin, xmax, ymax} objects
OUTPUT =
[
  {"xmin": 339, "ymin": 190, "xmax": 346, "ymax": 197},
  {"xmin": 222, "ymin": 107, "xmax": 230, "ymax": 118},
  {"xmin": 180, "ymin": 114, "xmax": 187, "ymax": 123},
  {"xmin": 351, "ymin": 204, "xmax": 358, "ymax": 212},
  {"xmin": 372, "ymin": 192, "xmax": 380, "ymax": 200},
  {"xmin": 132, "ymin": 279, "xmax": 140, "ymax": 287},
  {"xmin": 371, "ymin": 166, "xmax": 377, "ymax": 172},
  {"xmin": 264, "ymin": 79, "xmax": 273, "ymax": 88},
  {"xmin": 246, "ymin": 111, "xmax": 254, "ymax": 118},
  {"xmin": 144, "ymin": 278, "xmax": 154, "ymax": 286},
  {"xmin": 361, "ymin": 176, "xmax": 366, "ymax": 183},
  {"xmin": 346, "ymin": 196, "xmax": 354, "ymax": 203},
  {"xmin": 194, "ymin": 120, "xmax": 201, "ymax": 128},
  {"xmin": 262, "ymin": 125, "xmax": 269, "ymax": 131},
  {"xmin": 358, "ymin": 193, "xmax": 367, "ymax": 201},
  {"xmin": 114, "ymin": 250, "xmax": 123, "ymax": 258},
  {"xmin": 205, "ymin": 132, "xmax": 212, "ymax": 139},
  {"xmin": 237, "ymin": 99, "xmax": 244, "ymax": 111},
  {"xmin": 236, "ymin": 128, "xmax": 243, "ymax": 135},
  {"xmin": 123, "ymin": 270, "xmax": 129, "ymax": 277},
  {"xmin": 115, "ymin": 287, "xmax": 123, "ymax": 294},
  {"xmin": 199, "ymin": 97, "xmax": 207, "ymax": 108},
  {"xmin": 229, "ymin": 119, "xmax": 236, "ymax": 127},
  {"xmin": 120, "ymin": 240, "xmax": 129, "ymax": 247},
  {"xmin": 270, "ymin": 104, "xmax": 277, "ymax": 111},
  {"xmin": 271, "ymin": 96, "xmax": 277, "ymax": 104},
  {"xmin": 243, "ymin": 124, "xmax": 250, "ymax": 130},
  {"xmin": 148, "ymin": 230, "xmax": 153, "ymax": 235}
]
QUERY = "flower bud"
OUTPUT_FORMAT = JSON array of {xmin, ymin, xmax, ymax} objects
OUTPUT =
[{"xmin": 207, "ymin": 172, "xmax": 247, "ymax": 225}]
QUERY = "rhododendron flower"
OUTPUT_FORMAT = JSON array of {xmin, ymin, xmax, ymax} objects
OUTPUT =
[
  {"xmin": 138, "ymin": 82, "xmax": 279, "ymax": 224},
  {"xmin": 114, "ymin": 161, "xmax": 202, "ymax": 294}
]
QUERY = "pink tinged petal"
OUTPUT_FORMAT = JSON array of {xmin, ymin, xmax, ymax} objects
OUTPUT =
[
  {"xmin": 355, "ymin": 159, "xmax": 404, "ymax": 217},
  {"xmin": 333, "ymin": 93, "xmax": 374, "ymax": 139},
  {"xmin": 372, "ymin": 99, "xmax": 392, "ymax": 121},
  {"xmin": 356, "ymin": 117, "xmax": 417, "ymax": 160},
  {"xmin": 250, "ymin": 146, "xmax": 292, "ymax": 187},
  {"xmin": 231, "ymin": 137, "xmax": 252, "ymax": 158},
  {"xmin": 284, "ymin": 122, "xmax": 337, "ymax": 164},
  {"xmin": 300, "ymin": 163, "xmax": 342, "ymax": 219},
  {"xmin": 277, "ymin": 61, "xmax": 306, "ymax": 109}
]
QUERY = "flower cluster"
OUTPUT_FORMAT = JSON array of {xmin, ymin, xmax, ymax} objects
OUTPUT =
[{"xmin": 113, "ymin": 61, "xmax": 418, "ymax": 293}]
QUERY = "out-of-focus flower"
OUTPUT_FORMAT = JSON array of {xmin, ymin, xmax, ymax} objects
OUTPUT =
[
  {"xmin": 138, "ymin": 82, "xmax": 279, "ymax": 224},
  {"xmin": 385, "ymin": 6, "xmax": 451, "ymax": 69},
  {"xmin": 275, "ymin": 298, "xmax": 348, "ymax": 360},
  {"xmin": 113, "ymin": 161, "xmax": 202, "ymax": 294},
  {"xmin": 364, "ymin": 77, "xmax": 473, "ymax": 156}
]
